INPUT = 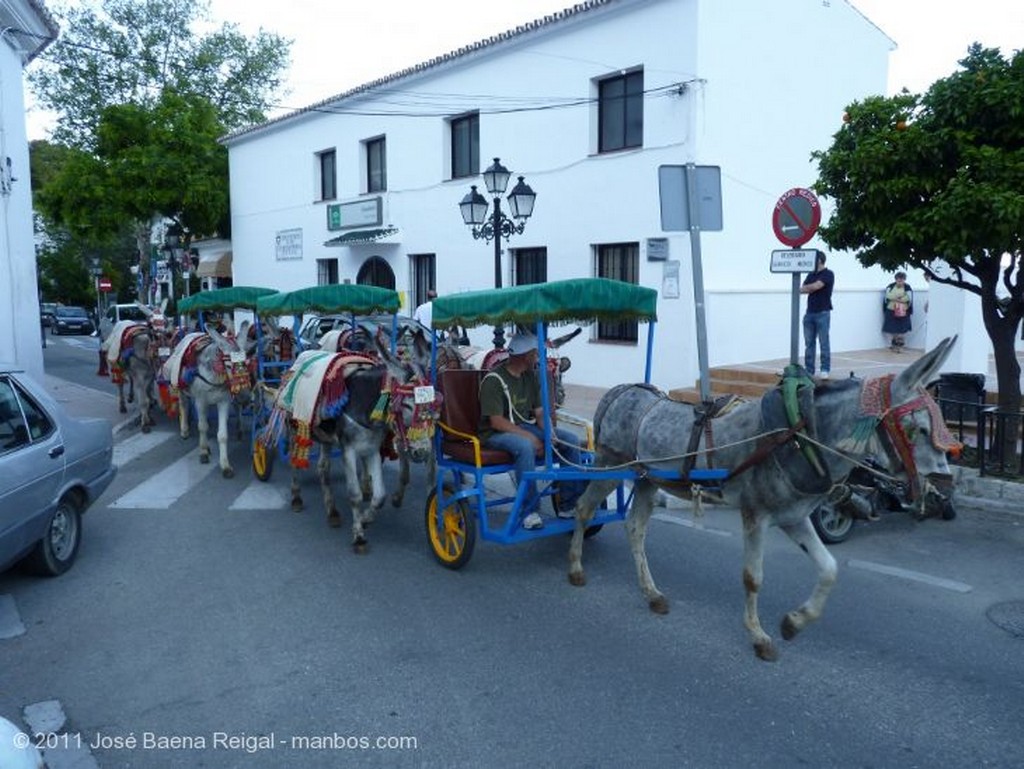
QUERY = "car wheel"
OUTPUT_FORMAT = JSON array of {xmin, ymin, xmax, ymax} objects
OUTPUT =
[
  {"xmin": 23, "ymin": 494, "xmax": 82, "ymax": 576},
  {"xmin": 810, "ymin": 502, "xmax": 855, "ymax": 545}
]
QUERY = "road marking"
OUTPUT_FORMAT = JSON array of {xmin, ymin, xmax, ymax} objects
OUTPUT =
[
  {"xmin": 0, "ymin": 594, "xmax": 26, "ymax": 639},
  {"xmin": 847, "ymin": 558, "xmax": 973, "ymax": 593},
  {"xmin": 109, "ymin": 448, "xmax": 217, "ymax": 509},
  {"xmin": 113, "ymin": 430, "xmax": 174, "ymax": 467},
  {"xmin": 653, "ymin": 511, "xmax": 732, "ymax": 537},
  {"xmin": 231, "ymin": 480, "xmax": 291, "ymax": 510}
]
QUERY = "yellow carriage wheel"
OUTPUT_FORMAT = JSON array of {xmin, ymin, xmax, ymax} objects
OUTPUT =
[
  {"xmin": 425, "ymin": 488, "xmax": 476, "ymax": 570},
  {"xmin": 252, "ymin": 438, "xmax": 274, "ymax": 482}
]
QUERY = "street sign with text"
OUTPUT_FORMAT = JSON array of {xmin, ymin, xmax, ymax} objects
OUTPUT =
[{"xmin": 770, "ymin": 249, "xmax": 818, "ymax": 273}]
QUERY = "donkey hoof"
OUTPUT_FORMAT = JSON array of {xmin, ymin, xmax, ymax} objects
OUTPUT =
[
  {"xmin": 781, "ymin": 613, "xmax": 802, "ymax": 641},
  {"xmin": 352, "ymin": 539, "xmax": 368, "ymax": 554},
  {"xmin": 291, "ymin": 498, "xmax": 304, "ymax": 513},
  {"xmin": 327, "ymin": 510, "xmax": 342, "ymax": 528},
  {"xmin": 141, "ymin": 424, "xmax": 151, "ymax": 434},
  {"xmin": 119, "ymin": 405, "xmax": 127, "ymax": 414},
  {"xmin": 649, "ymin": 595, "xmax": 670, "ymax": 615},
  {"xmin": 199, "ymin": 454, "xmax": 210, "ymax": 464},
  {"xmin": 754, "ymin": 640, "xmax": 779, "ymax": 662},
  {"xmin": 221, "ymin": 467, "xmax": 234, "ymax": 479},
  {"xmin": 568, "ymin": 572, "xmax": 587, "ymax": 587}
]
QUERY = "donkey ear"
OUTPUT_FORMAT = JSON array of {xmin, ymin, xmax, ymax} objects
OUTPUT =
[
  {"xmin": 892, "ymin": 336, "xmax": 957, "ymax": 397},
  {"xmin": 206, "ymin": 325, "xmax": 231, "ymax": 350}
]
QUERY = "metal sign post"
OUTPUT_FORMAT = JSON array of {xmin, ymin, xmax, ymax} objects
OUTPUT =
[{"xmin": 658, "ymin": 164, "xmax": 723, "ymax": 404}]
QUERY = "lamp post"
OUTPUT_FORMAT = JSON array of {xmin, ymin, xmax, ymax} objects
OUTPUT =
[
  {"xmin": 459, "ymin": 157, "xmax": 536, "ymax": 348},
  {"xmin": 162, "ymin": 224, "xmax": 183, "ymax": 309}
]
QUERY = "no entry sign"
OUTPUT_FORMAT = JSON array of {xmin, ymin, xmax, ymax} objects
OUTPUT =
[
  {"xmin": 772, "ymin": 188, "xmax": 821, "ymax": 248},
  {"xmin": 98, "ymin": 277, "xmax": 112, "ymax": 292}
]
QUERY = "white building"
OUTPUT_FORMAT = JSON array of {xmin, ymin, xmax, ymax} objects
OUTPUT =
[
  {"xmin": 224, "ymin": 0, "xmax": 925, "ymax": 392},
  {"xmin": 0, "ymin": 1, "xmax": 57, "ymax": 381}
]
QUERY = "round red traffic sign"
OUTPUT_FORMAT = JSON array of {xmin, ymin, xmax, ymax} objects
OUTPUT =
[
  {"xmin": 98, "ymin": 277, "xmax": 112, "ymax": 292},
  {"xmin": 772, "ymin": 188, "xmax": 821, "ymax": 248}
]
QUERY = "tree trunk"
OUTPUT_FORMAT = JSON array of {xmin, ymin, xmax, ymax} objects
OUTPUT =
[{"xmin": 982, "ymin": 299, "xmax": 1022, "ymax": 469}]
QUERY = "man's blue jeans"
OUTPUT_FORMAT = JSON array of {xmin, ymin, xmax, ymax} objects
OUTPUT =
[
  {"xmin": 803, "ymin": 310, "xmax": 831, "ymax": 375},
  {"xmin": 484, "ymin": 424, "xmax": 582, "ymax": 506}
]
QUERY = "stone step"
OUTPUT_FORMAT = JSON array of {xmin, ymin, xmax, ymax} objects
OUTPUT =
[{"xmin": 706, "ymin": 366, "xmax": 781, "ymax": 385}]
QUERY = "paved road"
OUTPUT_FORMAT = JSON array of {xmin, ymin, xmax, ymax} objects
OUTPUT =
[{"xmin": 1, "ymin": 338, "xmax": 1022, "ymax": 768}]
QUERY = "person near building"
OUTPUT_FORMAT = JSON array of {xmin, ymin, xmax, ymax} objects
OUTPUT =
[
  {"xmin": 882, "ymin": 271, "xmax": 913, "ymax": 352},
  {"xmin": 413, "ymin": 289, "xmax": 436, "ymax": 332},
  {"xmin": 800, "ymin": 251, "xmax": 835, "ymax": 378},
  {"xmin": 478, "ymin": 332, "xmax": 583, "ymax": 530}
]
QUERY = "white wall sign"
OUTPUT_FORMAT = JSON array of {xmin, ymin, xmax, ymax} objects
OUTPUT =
[{"xmin": 276, "ymin": 228, "xmax": 303, "ymax": 261}]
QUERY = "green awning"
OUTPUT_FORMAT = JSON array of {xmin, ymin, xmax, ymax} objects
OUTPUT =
[
  {"xmin": 323, "ymin": 227, "xmax": 400, "ymax": 247},
  {"xmin": 431, "ymin": 278, "xmax": 658, "ymax": 330},
  {"xmin": 256, "ymin": 284, "xmax": 401, "ymax": 316},
  {"xmin": 177, "ymin": 286, "xmax": 278, "ymax": 313}
]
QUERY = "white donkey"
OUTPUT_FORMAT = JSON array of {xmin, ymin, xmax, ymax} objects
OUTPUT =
[{"xmin": 163, "ymin": 321, "xmax": 258, "ymax": 477}]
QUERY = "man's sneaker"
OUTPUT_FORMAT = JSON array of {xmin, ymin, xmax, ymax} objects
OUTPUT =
[
  {"xmin": 555, "ymin": 507, "xmax": 576, "ymax": 520},
  {"xmin": 819, "ymin": 371, "xmax": 830, "ymax": 380},
  {"xmin": 522, "ymin": 512, "xmax": 544, "ymax": 530}
]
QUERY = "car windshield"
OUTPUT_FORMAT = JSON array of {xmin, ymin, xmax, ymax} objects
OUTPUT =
[
  {"xmin": 57, "ymin": 307, "xmax": 89, "ymax": 318},
  {"xmin": 119, "ymin": 306, "xmax": 147, "ymax": 321}
]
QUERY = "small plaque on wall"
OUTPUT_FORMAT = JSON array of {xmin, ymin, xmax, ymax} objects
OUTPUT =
[{"xmin": 647, "ymin": 237, "xmax": 669, "ymax": 261}]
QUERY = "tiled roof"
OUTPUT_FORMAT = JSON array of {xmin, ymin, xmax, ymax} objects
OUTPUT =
[{"xmin": 222, "ymin": 0, "xmax": 618, "ymax": 144}]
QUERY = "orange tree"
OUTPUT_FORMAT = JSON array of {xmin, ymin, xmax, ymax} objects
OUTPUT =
[{"xmin": 812, "ymin": 45, "xmax": 1024, "ymax": 414}]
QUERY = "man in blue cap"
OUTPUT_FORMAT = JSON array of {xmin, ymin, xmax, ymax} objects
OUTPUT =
[{"xmin": 478, "ymin": 332, "xmax": 583, "ymax": 529}]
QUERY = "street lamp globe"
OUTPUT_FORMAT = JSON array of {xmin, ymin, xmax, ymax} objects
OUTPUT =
[
  {"xmin": 482, "ymin": 158, "xmax": 511, "ymax": 197},
  {"xmin": 459, "ymin": 186, "xmax": 489, "ymax": 227},
  {"xmin": 507, "ymin": 176, "xmax": 537, "ymax": 220}
]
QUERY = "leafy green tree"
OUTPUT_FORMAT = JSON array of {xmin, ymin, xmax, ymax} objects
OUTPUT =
[
  {"xmin": 813, "ymin": 44, "xmax": 1024, "ymax": 415},
  {"xmin": 29, "ymin": 0, "xmax": 289, "ymax": 303},
  {"xmin": 30, "ymin": 0, "xmax": 290, "ymax": 149}
]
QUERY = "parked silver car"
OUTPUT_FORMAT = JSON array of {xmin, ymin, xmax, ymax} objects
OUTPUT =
[{"xmin": 0, "ymin": 362, "xmax": 116, "ymax": 575}]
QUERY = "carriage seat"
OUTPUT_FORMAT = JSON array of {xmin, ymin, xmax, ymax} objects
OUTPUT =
[{"xmin": 437, "ymin": 368, "xmax": 513, "ymax": 466}]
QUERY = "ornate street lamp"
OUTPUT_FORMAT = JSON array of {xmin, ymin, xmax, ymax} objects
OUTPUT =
[{"xmin": 459, "ymin": 157, "xmax": 536, "ymax": 348}]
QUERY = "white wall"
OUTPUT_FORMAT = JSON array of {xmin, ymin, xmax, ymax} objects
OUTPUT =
[
  {"xmin": 0, "ymin": 36, "xmax": 43, "ymax": 380},
  {"xmin": 226, "ymin": 0, "xmax": 904, "ymax": 392}
]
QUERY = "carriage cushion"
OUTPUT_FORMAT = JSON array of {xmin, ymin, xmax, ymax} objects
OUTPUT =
[{"xmin": 438, "ymin": 369, "xmax": 512, "ymax": 466}]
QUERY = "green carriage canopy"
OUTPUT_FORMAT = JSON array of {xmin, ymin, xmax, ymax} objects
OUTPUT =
[
  {"xmin": 177, "ymin": 286, "xmax": 278, "ymax": 313},
  {"xmin": 430, "ymin": 278, "xmax": 658, "ymax": 330},
  {"xmin": 256, "ymin": 284, "xmax": 401, "ymax": 316}
]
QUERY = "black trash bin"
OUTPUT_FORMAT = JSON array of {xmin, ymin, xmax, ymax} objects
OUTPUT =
[{"xmin": 936, "ymin": 373, "xmax": 986, "ymax": 422}]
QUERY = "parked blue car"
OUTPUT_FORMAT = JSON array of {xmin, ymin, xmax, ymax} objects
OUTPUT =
[{"xmin": 0, "ymin": 362, "xmax": 116, "ymax": 575}]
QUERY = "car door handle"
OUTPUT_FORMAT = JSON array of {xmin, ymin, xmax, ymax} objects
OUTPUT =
[{"xmin": 49, "ymin": 445, "xmax": 65, "ymax": 458}]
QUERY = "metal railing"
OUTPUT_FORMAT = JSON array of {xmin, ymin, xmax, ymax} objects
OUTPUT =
[{"xmin": 937, "ymin": 397, "xmax": 1024, "ymax": 478}]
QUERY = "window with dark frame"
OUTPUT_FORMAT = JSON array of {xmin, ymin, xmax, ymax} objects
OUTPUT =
[
  {"xmin": 366, "ymin": 137, "xmax": 386, "ymax": 193},
  {"xmin": 450, "ymin": 113, "xmax": 479, "ymax": 179},
  {"xmin": 598, "ymin": 70, "xmax": 644, "ymax": 153},
  {"xmin": 316, "ymin": 258, "xmax": 338, "ymax": 286},
  {"xmin": 319, "ymin": 149, "xmax": 337, "ymax": 201},
  {"xmin": 513, "ymin": 248, "xmax": 547, "ymax": 286},
  {"xmin": 596, "ymin": 243, "xmax": 640, "ymax": 342},
  {"xmin": 411, "ymin": 254, "xmax": 436, "ymax": 308}
]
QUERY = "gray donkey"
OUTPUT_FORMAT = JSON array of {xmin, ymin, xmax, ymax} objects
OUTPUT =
[
  {"xmin": 567, "ymin": 337, "xmax": 959, "ymax": 661},
  {"xmin": 163, "ymin": 322, "xmax": 257, "ymax": 478}
]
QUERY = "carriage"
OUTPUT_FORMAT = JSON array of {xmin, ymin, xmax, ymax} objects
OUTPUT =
[{"xmin": 424, "ymin": 277, "xmax": 729, "ymax": 568}]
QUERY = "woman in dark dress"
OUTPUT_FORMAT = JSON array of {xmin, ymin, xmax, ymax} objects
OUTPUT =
[{"xmin": 882, "ymin": 271, "xmax": 913, "ymax": 351}]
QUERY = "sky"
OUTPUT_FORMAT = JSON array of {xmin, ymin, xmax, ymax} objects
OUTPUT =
[{"xmin": 24, "ymin": 0, "xmax": 1024, "ymax": 137}]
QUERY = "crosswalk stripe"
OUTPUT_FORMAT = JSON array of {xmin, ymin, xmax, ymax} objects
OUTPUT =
[
  {"xmin": 113, "ymin": 431, "xmax": 174, "ymax": 467},
  {"xmin": 230, "ymin": 480, "xmax": 291, "ymax": 510},
  {"xmin": 109, "ymin": 447, "xmax": 218, "ymax": 509}
]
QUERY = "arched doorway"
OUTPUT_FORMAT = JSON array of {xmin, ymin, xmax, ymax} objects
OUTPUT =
[{"xmin": 356, "ymin": 256, "xmax": 395, "ymax": 289}]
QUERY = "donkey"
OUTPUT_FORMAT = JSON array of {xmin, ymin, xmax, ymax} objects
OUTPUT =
[
  {"xmin": 319, "ymin": 319, "xmax": 437, "ymax": 508},
  {"xmin": 566, "ymin": 337, "xmax": 960, "ymax": 661},
  {"xmin": 104, "ymin": 320, "xmax": 159, "ymax": 433},
  {"xmin": 163, "ymin": 322, "xmax": 258, "ymax": 478},
  {"xmin": 263, "ymin": 336, "xmax": 441, "ymax": 553}
]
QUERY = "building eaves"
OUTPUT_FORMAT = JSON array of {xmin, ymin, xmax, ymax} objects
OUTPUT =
[
  {"xmin": 2, "ymin": 0, "xmax": 61, "ymax": 62},
  {"xmin": 221, "ymin": 0, "xmax": 620, "ymax": 146}
]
